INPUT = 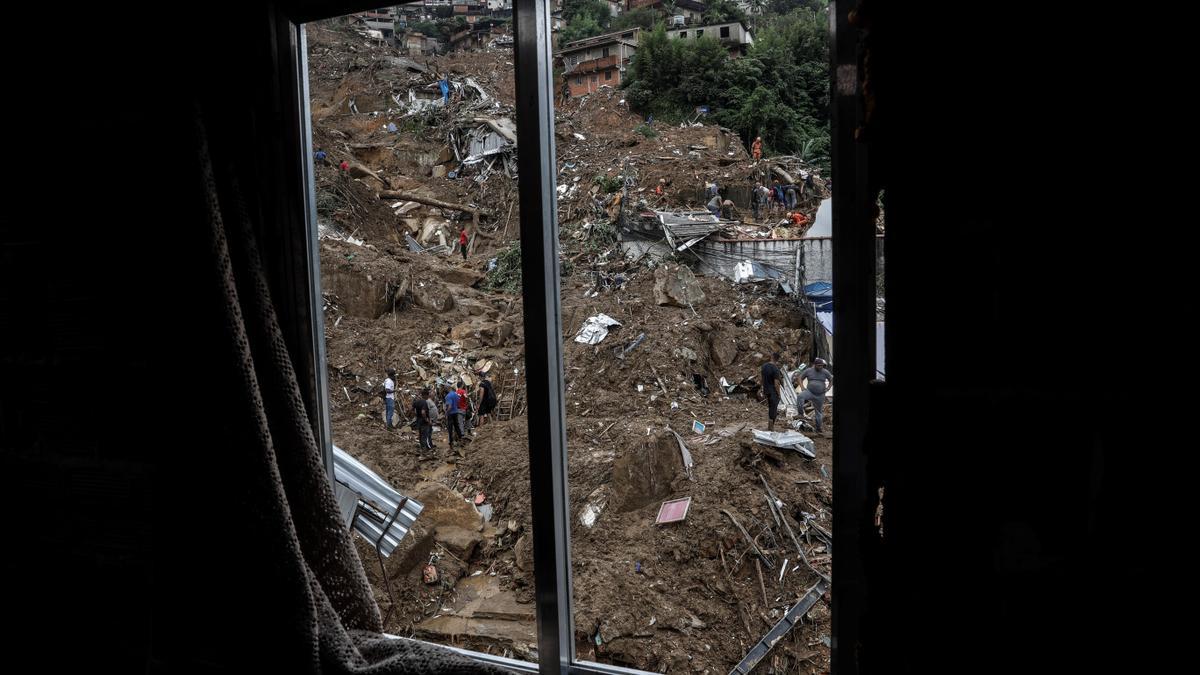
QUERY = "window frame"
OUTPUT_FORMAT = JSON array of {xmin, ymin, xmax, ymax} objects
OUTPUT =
[{"xmin": 275, "ymin": 1, "xmax": 870, "ymax": 674}]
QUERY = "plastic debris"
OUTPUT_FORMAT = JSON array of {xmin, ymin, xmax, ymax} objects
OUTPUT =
[{"xmin": 574, "ymin": 313, "xmax": 622, "ymax": 344}]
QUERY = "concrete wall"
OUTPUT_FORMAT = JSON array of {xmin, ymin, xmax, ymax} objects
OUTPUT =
[
  {"xmin": 620, "ymin": 235, "xmax": 800, "ymax": 286},
  {"xmin": 799, "ymin": 237, "xmax": 834, "ymax": 286},
  {"xmin": 694, "ymin": 238, "xmax": 800, "ymax": 283},
  {"xmin": 798, "ymin": 235, "xmax": 884, "ymax": 287}
]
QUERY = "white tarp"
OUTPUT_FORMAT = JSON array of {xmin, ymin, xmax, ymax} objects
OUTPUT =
[
  {"xmin": 574, "ymin": 313, "xmax": 621, "ymax": 344},
  {"xmin": 804, "ymin": 198, "xmax": 832, "ymax": 238},
  {"xmin": 734, "ymin": 261, "xmax": 754, "ymax": 283}
]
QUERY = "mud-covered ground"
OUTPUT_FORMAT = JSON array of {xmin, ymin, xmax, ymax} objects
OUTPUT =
[{"xmin": 310, "ymin": 17, "xmax": 833, "ymax": 674}]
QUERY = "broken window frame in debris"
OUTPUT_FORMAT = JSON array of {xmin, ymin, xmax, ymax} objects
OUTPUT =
[{"xmin": 268, "ymin": 1, "xmax": 873, "ymax": 673}]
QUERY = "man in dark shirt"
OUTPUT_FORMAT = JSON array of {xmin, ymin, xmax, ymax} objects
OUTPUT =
[
  {"xmin": 413, "ymin": 387, "xmax": 433, "ymax": 450},
  {"xmin": 761, "ymin": 352, "xmax": 784, "ymax": 431},
  {"xmin": 475, "ymin": 373, "xmax": 498, "ymax": 427}
]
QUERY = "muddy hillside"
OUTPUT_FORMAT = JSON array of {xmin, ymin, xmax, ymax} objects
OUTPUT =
[{"xmin": 310, "ymin": 18, "xmax": 834, "ymax": 674}]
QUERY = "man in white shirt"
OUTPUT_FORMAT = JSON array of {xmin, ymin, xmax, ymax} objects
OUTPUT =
[{"xmin": 383, "ymin": 368, "xmax": 396, "ymax": 430}]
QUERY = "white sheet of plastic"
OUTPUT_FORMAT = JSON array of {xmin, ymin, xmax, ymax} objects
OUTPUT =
[
  {"xmin": 734, "ymin": 260, "xmax": 754, "ymax": 283},
  {"xmin": 574, "ymin": 313, "xmax": 622, "ymax": 344},
  {"xmin": 804, "ymin": 199, "xmax": 832, "ymax": 238}
]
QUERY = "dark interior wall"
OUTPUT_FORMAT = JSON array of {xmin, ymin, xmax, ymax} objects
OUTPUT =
[{"xmin": 858, "ymin": 2, "xmax": 1165, "ymax": 673}]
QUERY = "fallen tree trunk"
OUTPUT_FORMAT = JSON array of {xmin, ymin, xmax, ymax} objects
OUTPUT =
[{"xmin": 377, "ymin": 190, "xmax": 493, "ymax": 219}]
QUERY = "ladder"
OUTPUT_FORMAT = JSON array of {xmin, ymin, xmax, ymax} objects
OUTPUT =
[{"xmin": 494, "ymin": 367, "xmax": 525, "ymax": 421}]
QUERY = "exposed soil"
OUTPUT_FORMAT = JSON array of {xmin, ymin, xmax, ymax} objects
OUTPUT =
[{"xmin": 310, "ymin": 17, "xmax": 833, "ymax": 674}]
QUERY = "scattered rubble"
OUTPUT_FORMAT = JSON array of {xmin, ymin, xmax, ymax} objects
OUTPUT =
[{"xmin": 309, "ymin": 17, "xmax": 833, "ymax": 674}]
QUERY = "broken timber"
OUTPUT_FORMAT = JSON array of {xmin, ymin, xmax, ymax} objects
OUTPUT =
[
  {"xmin": 721, "ymin": 508, "xmax": 773, "ymax": 570},
  {"xmin": 727, "ymin": 578, "xmax": 830, "ymax": 675},
  {"xmin": 760, "ymin": 474, "xmax": 826, "ymax": 581},
  {"xmin": 377, "ymin": 190, "xmax": 494, "ymax": 223}
]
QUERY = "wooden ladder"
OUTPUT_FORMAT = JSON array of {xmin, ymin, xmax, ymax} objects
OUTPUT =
[{"xmin": 494, "ymin": 368, "xmax": 525, "ymax": 421}]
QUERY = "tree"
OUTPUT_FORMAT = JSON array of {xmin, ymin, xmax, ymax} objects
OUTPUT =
[
  {"xmin": 559, "ymin": 13, "xmax": 604, "ymax": 44},
  {"xmin": 563, "ymin": 0, "xmax": 611, "ymax": 27},
  {"xmin": 702, "ymin": 0, "xmax": 748, "ymax": 26},
  {"xmin": 612, "ymin": 7, "xmax": 658, "ymax": 32},
  {"xmin": 621, "ymin": 4, "xmax": 831, "ymax": 169}
]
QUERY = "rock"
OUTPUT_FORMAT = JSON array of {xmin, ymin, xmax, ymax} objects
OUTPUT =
[
  {"xmin": 413, "ymin": 481, "xmax": 483, "ymax": 531},
  {"xmin": 708, "ymin": 330, "xmax": 738, "ymax": 368},
  {"xmin": 673, "ymin": 346, "xmax": 698, "ymax": 362},
  {"xmin": 450, "ymin": 320, "xmax": 478, "ymax": 341},
  {"xmin": 653, "ymin": 264, "xmax": 705, "ymax": 308},
  {"xmin": 440, "ymin": 267, "xmax": 485, "ymax": 287},
  {"xmin": 434, "ymin": 525, "xmax": 483, "ymax": 560},
  {"xmin": 413, "ymin": 280, "xmax": 455, "ymax": 312},
  {"xmin": 347, "ymin": 161, "xmax": 380, "ymax": 181},
  {"xmin": 479, "ymin": 320, "xmax": 514, "ymax": 347},
  {"xmin": 514, "ymin": 534, "xmax": 532, "ymax": 572},
  {"xmin": 391, "ymin": 522, "xmax": 435, "ymax": 574}
]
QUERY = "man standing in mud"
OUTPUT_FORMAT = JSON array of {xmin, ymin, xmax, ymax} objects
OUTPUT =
[
  {"xmin": 797, "ymin": 358, "xmax": 834, "ymax": 434},
  {"xmin": 475, "ymin": 372, "xmax": 498, "ymax": 427},
  {"xmin": 383, "ymin": 368, "xmax": 397, "ymax": 430},
  {"xmin": 413, "ymin": 386, "xmax": 433, "ymax": 451},
  {"xmin": 761, "ymin": 352, "xmax": 784, "ymax": 432},
  {"xmin": 444, "ymin": 384, "xmax": 464, "ymax": 449}
]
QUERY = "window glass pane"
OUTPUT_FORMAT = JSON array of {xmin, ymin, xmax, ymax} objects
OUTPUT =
[
  {"xmin": 308, "ymin": 10, "xmax": 536, "ymax": 660},
  {"xmin": 556, "ymin": 2, "xmax": 835, "ymax": 672}
]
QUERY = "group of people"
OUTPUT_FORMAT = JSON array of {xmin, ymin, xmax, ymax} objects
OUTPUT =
[
  {"xmin": 382, "ymin": 368, "xmax": 499, "ymax": 454},
  {"xmin": 760, "ymin": 352, "xmax": 834, "ymax": 434},
  {"xmin": 753, "ymin": 179, "xmax": 811, "ymax": 222}
]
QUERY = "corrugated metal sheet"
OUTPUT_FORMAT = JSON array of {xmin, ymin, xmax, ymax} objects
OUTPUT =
[
  {"xmin": 655, "ymin": 210, "xmax": 723, "ymax": 249},
  {"xmin": 333, "ymin": 445, "xmax": 423, "ymax": 557},
  {"xmin": 464, "ymin": 129, "xmax": 510, "ymax": 163}
]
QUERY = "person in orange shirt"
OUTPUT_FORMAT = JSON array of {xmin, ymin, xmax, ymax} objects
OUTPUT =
[
  {"xmin": 654, "ymin": 178, "xmax": 665, "ymax": 196},
  {"xmin": 751, "ymin": 136, "xmax": 763, "ymax": 160},
  {"xmin": 790, "ymin": 211, "xmax": 809, "ymax": 227}
]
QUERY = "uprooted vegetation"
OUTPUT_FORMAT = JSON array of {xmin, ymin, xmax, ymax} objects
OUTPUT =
[{"xmin": 309, "ymin": 17, "xmax": 833, "ymax": 674}]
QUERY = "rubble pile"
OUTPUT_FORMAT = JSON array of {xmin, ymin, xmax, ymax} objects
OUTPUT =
[{"xmin": 308, "ymin": 17, "xmax": 833, "ymax": 674}]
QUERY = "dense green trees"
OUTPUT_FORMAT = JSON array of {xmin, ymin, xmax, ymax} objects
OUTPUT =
[{"xmin": 621, "ymin": 1, "xmax": 830, "ymax": 169}]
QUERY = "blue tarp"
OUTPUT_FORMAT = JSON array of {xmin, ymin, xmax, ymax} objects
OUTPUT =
[{"xmin": 805, "ymin": 282, "xmax": 833, "ymax": 312}]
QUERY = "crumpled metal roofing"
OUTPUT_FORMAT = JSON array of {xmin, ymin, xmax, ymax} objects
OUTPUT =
[{"xmin": 333, "ymin": 445, "xmax": 423, "ymax": 557}]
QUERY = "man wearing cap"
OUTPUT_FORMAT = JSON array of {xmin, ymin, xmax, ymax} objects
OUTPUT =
[
  {"xmin": 797, "ymin": 358, "xmax": 834, "ymax": 434},
  {"xmin": 761, "ymin": 352, "xmax": 784, "ymax": 432},
  {"xmin": 383, "ymin": 368, "xmax": 397, "ymax": 430}
]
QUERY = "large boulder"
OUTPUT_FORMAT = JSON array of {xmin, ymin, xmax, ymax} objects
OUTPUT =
[
  {"xmin": 449, "ymin": 320, "xmax": 478, "ymax": 341},
  {"xmin": 440, "ymin": 267, "xmax": 485, "ymax": 288},
  {"xmin": 514, "ymin": 534, "xmax": 532, "ymax": 572},
  {"xmin": 653, "ymin": 264, "xmax": 705, "ymax": 308},
  {"xmin": 447, "ymin": 319, "xmax": 513, "ymax": 347},
  {"xmin": 479, "ymin": 320, "xmax": 514, "ymax": 348},
  {"xmin": 413, "ymin": 481, "xmax": 483, "ymax": 532},
  {"xmin": 708, "ymin": 329, "xmax": 738, "ymax": 368},
  {"xmin": 434, "ymin": 525, "xmax": 483, "ymax": 560},
  {"xmin": 413, "ymin": 280, "xmax": 455, "ymax": 312}
]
